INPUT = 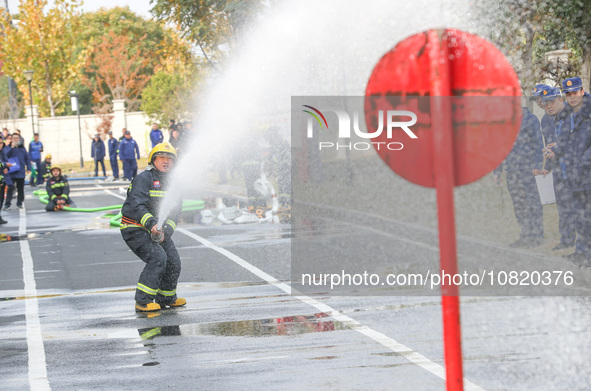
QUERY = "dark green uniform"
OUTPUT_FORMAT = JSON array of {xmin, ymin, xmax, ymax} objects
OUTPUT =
[
  {"xmin": 120, "ymin": 167, "xmax": 182, "ymax": 305},
  {"xmin": 38, "ymin": 159, "xmax": 52, "ymax": 183},
  {"xmin": 45, "ymin": 174, "xmax": 72, "ymax": 211}
]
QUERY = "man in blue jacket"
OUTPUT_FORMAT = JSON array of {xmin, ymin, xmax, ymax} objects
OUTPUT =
[
  {"xmin": 540, "ymin": 87, "xmax": 576, "ymax": 251},
  {"xmin": 545, "ymin": 77, "xmax": 591, "ymax": 265},
  {"xmin": 91, "ymin": 133, "xmax": 107, "ymax": 177},
  {"xmin": 530, "ymin": 84, "xmax": 555, "ymax": 149},
  {"xmin": 119, "ymin": 130, "xmax": 140, "ymax": 181},
  {"xmin": 0, "ymin": 140, "xmax": 12, "ymax": 223},
  {"xmin": 28, "ymin": 133, "xmax": 43, "ymax": 187},
  {"xmin": 494, "ymin": 107, "xmax": 545, "ymax": 248},
  {"xmin": 149, "ymin": 123, "xmax": 164, "ymax": 148},
  {"xmin": 107, "ymin": 131, "xmax": 119, "ymax": 179},
  {"xmin": 5, "ymin": 133, "xmax": 31, "ymax": 210}
]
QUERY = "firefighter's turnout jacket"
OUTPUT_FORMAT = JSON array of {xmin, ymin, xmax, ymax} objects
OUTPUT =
[
  {"xmin": 120, "ymin": 167, "xmax": 181, "ymax": 236},
  {"xmin": 120, "ymin": 166, "xmax": 183, "ymax": 305},
  {"xmin": 46, "ymin": 175, "xmax": 70, "ymax": 201}
]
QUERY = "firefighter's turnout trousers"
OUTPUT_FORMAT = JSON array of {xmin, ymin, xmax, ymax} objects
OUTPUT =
[
  {"xmin": 122, "ymin": 228, "xmax": 181, "ymax": 305},
  {"xmin": 119, "ymin": 167, "xmax": 182, "ymax": 305}
]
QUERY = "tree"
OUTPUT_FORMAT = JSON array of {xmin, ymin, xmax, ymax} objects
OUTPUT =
[
  {"xmin": 475, "ymin": 0, "xmax": 547, "ymax": 100},
  {"xmin": 0, "ymin": 75, "xmax": 24, "ymax": 120},
  {"xmin": 78, "ymin": 7, "xmax": 196, "ymax": 113},
  {"xmin": 82, "ymin": 32, "xmax": 153, "ymax": 112},
  {"xmin": 141, "ymin": 69, "xmax": 201, "ymax": 125},
  {"xmin": 0, "ymin": 0, "xmax": 87, "ymax": 117},
  {"xmin": 542, "ymin": 0, "xmax": 591, "ymax": 90},
  {"xmin": 474, "ymin": 0, "xmax": 591, "ymax": 95},
  {"xmin": 149, "ymin": 0, "xmax": 265, "ymax": 66},
  {"xmin": 141, "ymin": 23, "xmax": 202, "ymax": 123}
]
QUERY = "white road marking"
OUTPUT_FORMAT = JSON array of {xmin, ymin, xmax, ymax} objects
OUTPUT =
[
  {"xmin": 101, "ymin": 187, "xmax": 126, "ymax": 201},
  {"xmin": 19, "ymin": 207, "xmax": 51, "ymax": 390},
  {"xmin": 178, "ymin": 228, "xmax": 485, "ymax": 391}
]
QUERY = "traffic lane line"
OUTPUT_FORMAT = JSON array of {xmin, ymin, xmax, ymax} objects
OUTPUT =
[
  {"xmin": 178, "ymin": 227, "xmax": 486, "ymax": 391},
  {"xmin": 100, "ymin": 187, "xmax": 126, "ymax": 201},
  {"xmin": 19, "ymin": 207, "xmax": 51, "ymax": 390}
]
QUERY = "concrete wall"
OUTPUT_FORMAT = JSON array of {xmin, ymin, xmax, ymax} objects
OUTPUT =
[{"xmin": 0, "ymin": 102, "xmax": 163, "ymax": 165}]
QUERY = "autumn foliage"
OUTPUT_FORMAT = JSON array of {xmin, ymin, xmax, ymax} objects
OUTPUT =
[
  {"xmin": 82, "ymin": 32, "xmax": 152, "ymax": 111},
  {"xmin": 0, "ymin": 0, "xmax": 86, "ymax": 117}
]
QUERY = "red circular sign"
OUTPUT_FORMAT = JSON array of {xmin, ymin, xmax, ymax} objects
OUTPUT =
[{"xmin": 365, "ymin": 29, "xmax": 522, "ymax": 187}]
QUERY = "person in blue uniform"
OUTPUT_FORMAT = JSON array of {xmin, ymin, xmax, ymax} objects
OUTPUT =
[
  {"xmin": 540, "ymin": 87, "xmax": 576, "ymax": 250},
  {"xmin": 0, "ymin": 141, "xmax": 11, "ymax": 223},
  {"xmin": 494, "ymin": 107, "xmax": 545, "ymax": 248},
  {"xmin": 28, "ymin": 133, "xmax": 43, "ymax": 186},
  {"xmin": 107, "ymin": 131, "xmax": 119, "ymax": 179},
  {"xmin": 545, "ymin": 77, "xmax": 591, "ymax": 265},
  {"xmin": 5, "ymin": 133, "xmax": 31, "ymax": 210},
  {"xmin": 149, "ymin": 123, "xmax": 164, "ymax": 148},
  {"xmin": 91, "ymin": 133, "xmax": 107, "ymax": 177},
  {"xmin": 530, "ymin": 84, "xmax": 555, "ymax": 154},
  {"xmin": 118, "ymin": 130, "xmax": 140, "ymax": 181}
]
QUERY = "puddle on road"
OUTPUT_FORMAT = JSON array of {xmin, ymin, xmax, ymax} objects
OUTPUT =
[{"xmin": 138, "ymin": 313, "xmax": 348, "ymax": 340}]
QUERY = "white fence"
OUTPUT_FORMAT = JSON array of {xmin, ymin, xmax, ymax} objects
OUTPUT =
[{"xmin": 0, "ymin": 101, "xmax": 164, "ymax": 165}]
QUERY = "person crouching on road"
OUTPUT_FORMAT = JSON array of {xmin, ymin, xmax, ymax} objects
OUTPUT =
[
  {"xmin": 120, "ymin": 142, "xmax": 185, "ymax": 312},
  {"xmin": 45, "ymin": 166, "xmax": 73, "ymax": 211}
]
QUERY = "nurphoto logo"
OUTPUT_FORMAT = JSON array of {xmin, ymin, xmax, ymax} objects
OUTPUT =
[{"xmin": 302, "ymin": 105, "xmax": 418, "ymax": 151}]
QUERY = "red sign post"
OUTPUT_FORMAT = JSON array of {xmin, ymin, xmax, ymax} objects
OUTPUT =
[{"xmin": 365, "ymin": 29, "xmax": 522, "ymax": 390}]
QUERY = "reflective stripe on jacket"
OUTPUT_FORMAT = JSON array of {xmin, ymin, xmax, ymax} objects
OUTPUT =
[
  {"xmin": 120, "ymin": 167, "xmax": 181, "ymax": 237},
  {"xmin": 46, "ymin": 176, "xmax": 69, "ymax": 199}
]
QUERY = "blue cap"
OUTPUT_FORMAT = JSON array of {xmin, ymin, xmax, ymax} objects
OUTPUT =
[
  {"xmin": 562, "ymin": 77, "xmax": 583, "ymax": 93},
  {"xmin": 541, "ymin": 87, "xmax": 562, "ymax": 101},
  {"xmin": 529, "ymin": 84, "xmax": 550, "ymax": 101}
]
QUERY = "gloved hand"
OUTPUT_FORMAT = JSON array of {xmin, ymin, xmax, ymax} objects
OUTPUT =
[{"xmin": 150, "ymin": 225, "xmax": 164, "ymax": 243}]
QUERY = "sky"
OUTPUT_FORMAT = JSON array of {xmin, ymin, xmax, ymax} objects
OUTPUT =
[{"xmin": 3, "ymin": 0, "xmax": 153, "ymax": 18}]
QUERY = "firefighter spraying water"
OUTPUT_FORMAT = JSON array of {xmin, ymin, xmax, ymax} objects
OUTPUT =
[{"xmin": 120, "ymin": 142, "xmax": 186, "ymax": 312}]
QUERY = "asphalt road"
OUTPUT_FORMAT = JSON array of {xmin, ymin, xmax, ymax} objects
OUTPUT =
[{"xmin": 1, "ymin": 180, "xmax": 590, "ymax": 390}]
